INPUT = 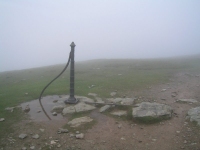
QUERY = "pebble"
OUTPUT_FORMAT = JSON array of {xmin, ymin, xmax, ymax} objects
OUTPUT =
[
  {"xmin": 76, "ymin": 131, "xmax": 80, "ymax": 134},
  {"xmin": 0, "ymin": 118, "xmax": 5, "ymax": 122},
  {"xmin": 30, "ymin": 146, "xmax": 35, "ymax": 150},
  {"xmin": 176, "ymin": 131, "xmax": 181, "ymax": 134},
  {"xmin": 118, "ymin": 124, "xmax": 122, "ymax": 129},
  {"xmin": 21, "ymin": 147, "xmax": 27, "ymax": 150},
  {"xmin": 121, "ymin": 137, "xmax": 125, "ymax": 140},
  {"xmin": 76, "ymin": 133, "xmax": 84, "ymax": 139},
  {"xmin": 39, "ymin": 129, "xmax": 45, "ymax": 132},
  {"xmin": 19, "ymin": 134, "xmax": 27, "ymax": 139},
  {"xmin": 152, "ymin": 139, "xmax": 157, "ymax": 142},
  {"xmin": 57, "ymin": 128, "xmax": 68, "ymax": 134},
  {"xmin": 32, "ymin": 134, "xmax": 40, "ymax": 139},
  {"xmin": 183, "ymin": 140, "xmax": 187, "ymax": 144},
  {"xmin": 52, "ymin": 112, "xmax": 57, "ymax": 116},
  {"xmin": 51, "ymin": 140, "xmax": 57, "ymax": 145}
]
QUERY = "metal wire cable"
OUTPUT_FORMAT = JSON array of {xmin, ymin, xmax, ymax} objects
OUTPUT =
[{"xmin": 38, "ymin": 52, "xmax": 71, "ymax": 120}]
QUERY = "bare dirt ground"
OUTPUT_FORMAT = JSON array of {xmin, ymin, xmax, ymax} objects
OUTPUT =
[{"xmin": 1, "ymin": 71, "xmax": 200, "ymax": 150}]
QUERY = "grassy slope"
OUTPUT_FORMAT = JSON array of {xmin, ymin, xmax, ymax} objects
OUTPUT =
[{"xmin": 0, "ymin": 57, "xmax": 200, "ymax": 139}]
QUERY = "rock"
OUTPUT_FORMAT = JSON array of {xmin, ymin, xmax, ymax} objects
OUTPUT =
[
  {"xmin": 30, "ymin": 146, "xmax": 35, "ymax": 149},
  {"xmin": 120, "ymin": 98, "xmax": 135, "ymax": 105},
  {"xmin": 21, "ymin": 147, "xmax": 27, "ymax": 150},
  {"xmin": 132, "ymin": 102, "xmax": 173, "ymax": 122},
  {"xmin": 152, "ymin": 139, "xmax": 157, "ymax": 142},
  {"xmin": 77, "ymin": 96, "xmax": 94, "ymax": 103},
  {"xmin": 19, "ymin": 134, "xmax": 27, "ymax": 139},
  {"xmin": 53, "ymin": 100, "xmax": 58, "ymax": 103},
  {"xmin": 76, "ymin": 133, "xmax": 84, "ymax": 139},
  {"xmin": 32, "ymin": 134, "xmax": 40, "ymax": 139},
  {"xmin": 52, "ymin": 112, "xmax": 57, "ymax": 116},
  {"xmin": 110, "ymin": 92, "xmax": 117, "ymax": 96},
  {"xmin": 99, "ymin": 105, "xmax": 111, "ymax": 113},
  {"xmin": 67, "ymin": 116, "xmax": 93, "ymax": 127},
  {"xmin": 177, "ymin": 99, "xmax": 198, "ymax": 103},
  {"xmin": 89, "ymin": 85, "xmax": 95, "ymax": 88},
  {"xmin": 24, "ymin": 105, "xmax": 30, "ymax": 113},
  {"xmin": 107, "ymin": 98, "xmax": 122, "ymax": 103},
  {"xmin": 176, "ymin": 131, "xmax": 180, "ymax": 134},
  {"xmin": 111, "ymin": 110, "xmax": 127, "ymax": 116},
  {"xmin": 57, "ymin": 128, "xmax": 68, "ymax": 134},
  {"xmin": 161, "ymin": 89, "xmax": 167, "ymax": 92},
  {"xmin": 25, "ymin": 93, "xmax": 28, "ymax": 95},
  {"xmin": 70, "ymin": 134, "xmax": 75, "ymax": 138},
  {"xmin": 51, "ymin": 105, "xmax": 65, "ymax": 113},
  {"xmin": 57, "ymin": 144, "xmax": 61, "ymax": 148},
  {"xmin": 5, "ymin": 107, "xmax": 15, "ymax": 112},
  {"xmin": 118, "ymin": 124, "xmax": 122, "ymax": 129},
  {"xmin": 51, "ymin": 140, "xmax": 57, "ymax": 145},
  {"xmin": 62, "ymin": 106, "xmax": 76, "ymax": 115},
  {"xmin": 39, "ymin": 129, "xmax": 45, "ymax": 132},
  {"xmin": 95, "ymin": 97, "xmax": 105, "ymax": 103},
  {"xmin": 0, "ymin": 118, "xmax": 5, "ymax": 122},
  {"xmin": 88, "ymin": 93, "xmax": 97, "ymax": 97},
  {"xmin": 74, "ymin": 102, "xmax": 96, "ymax": 113},
  {"xmin": 186, "ymin": 107, "xmax": 200, "ymax": 125}
]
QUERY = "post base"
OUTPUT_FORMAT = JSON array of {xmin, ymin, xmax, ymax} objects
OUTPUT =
[{"xmin": 64, "ymin": 97, "xmax": 79, "ymax": 104}]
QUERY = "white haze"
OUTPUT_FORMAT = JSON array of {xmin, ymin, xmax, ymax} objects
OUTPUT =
[{"xmin": 0, "ymin": 0, "xmax": 200, "ymax": 72}]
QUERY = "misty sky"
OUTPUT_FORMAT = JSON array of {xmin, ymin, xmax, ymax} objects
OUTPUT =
[{"xmin": 1, "ymin": 0, "xmax": 200, "ymax": 72}]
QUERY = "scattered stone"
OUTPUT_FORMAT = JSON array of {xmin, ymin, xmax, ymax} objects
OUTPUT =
[
  {"xmin": 161, "ymin": 89, "xmax": 167, "ymax": 92},
  {"xmin": 62, "ymin": 106, "xmax": 75, "ymax": 115},
  {"xmin": 186, "ymin": 107, "xmax": 200, "ymax": 125},
  {"xmin": 76, "ymin": 131, "xmax": 80, "ymax": 134},
  {"xmin": 67, "ymin": 116, "xmax": 93, "ymax": 127},
  {"xmin": 184, "ymin": 140, "xmax": 187, "ymax": 144},
  {"xmin": 24, "ymin": 105, "xmax": 30, "ymax": 113},
  {"xmin": 70, "ymin": 134, "xmax": 75, "ymax": 138},
  {"xmin": 39, "ymin": 129, "xmax": 45, "ymax": 132},
  {"xmin": 89, "ymin": 85, "xmax": 95, "ymax": 88},
  {"xmin": 107, "ymin": 98, "xmax": 123, "ymax": 103},
  {"xmin": 74, "ymin": 102, "xmax": 96, "ymax": 113},
  {"xmin": 51, "ymin": 105, "xmax": 65, "ymax": 113},
  {"xmin": 132, "ymin": 102, "xmax": 173, "ymax": 122},
  {"xmin": 19, "ymin": 134, "xmax": 27, "ymax": 139},
  {"xmin": 21, "ymin": 147, "xmax": 27, "ymax": 150},
  {"xmin": 120, "ymin": 98, "xmax": 135, "ymax": 105},
  {"xmin": 53, "ymin": 99, "xmax": 58, "ymax": 103},
  {"xmin": 5, "ymin": 107, "xmax": 15, "ymax": 112},
  {"xmin": 0, "ymin": 118, "xmax": 5, "ymax": 122},
  {"xmin": 51, "ymin": 140, "xmax": 57, "ymax": 145},
  {"xmin": 152, "ymin": 139, "xmax": 157, "ymax": 142},
  {"xmin": 77, "ymin": 96, "xmax": 94, "ymax": 103},
  {"xmin": 95, "ymin": 97, "xmax": 105, "ymax": 103},
  {"xmin": 88, "ymin": 93, "xmax": 97, "ymax": 97},
  {"xmin": 176, "ymin": 131, "xmax": 180, "ymax": 134},
  {"xmin": 177, "ymin": 99, "xmax": 198, "ymax": 103},
  {"xmin": 110, "ymin": 92, "xmax": 117, "ymax": 96},
  {"xmin": 121, "ymin": 137, "xmax": 125, "ymax": 140},
  {"xmin": 118, "ymin": 124, "xmax": 122, "ymax": 129},
  {"xmin": 76, "ymin": 133, "xmax": 84, "ymax": 139},
  {"xmin": 32, "ymin": 134, "xmax": 40, "ymax": 139},
  {"xmin": 52, "ymin": 112, "xmax": 57, "ymax": 116},
  {"xmin": 99, "ymin": 105, "xmax": 111, "ymax": 113},
  {"xmin": 57, "ymin": 128, "xmax": 68, "ymax": 134},
  {"xmin": 111, "ymin": 110, "xmax": 127, "ymax": 117},
  {"xmin": 57, "ymin": 144, "xmax": 61, "ymax": 148}
]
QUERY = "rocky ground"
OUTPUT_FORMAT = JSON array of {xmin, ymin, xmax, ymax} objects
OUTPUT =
[{"xmin": 1, "ymin": 71, "xmax": 200, "ymax": 150}]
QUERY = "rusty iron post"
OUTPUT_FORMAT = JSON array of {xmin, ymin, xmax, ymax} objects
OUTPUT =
[{"xmin": 65, "ymin": 42, "xmax": 78, "ymax": 104}]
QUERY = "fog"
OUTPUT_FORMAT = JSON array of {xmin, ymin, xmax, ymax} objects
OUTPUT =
[{"xmin": 1, "ymin": 0, "xmax": 200, "ymax": 72}]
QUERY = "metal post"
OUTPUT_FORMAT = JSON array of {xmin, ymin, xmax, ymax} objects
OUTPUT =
[{"xmin": 65, "ymin": 42, "xmax": 78, "ymax": 104}]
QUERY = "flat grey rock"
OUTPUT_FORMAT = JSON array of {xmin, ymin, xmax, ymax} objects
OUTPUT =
[
  {"xmin": 74, "ymin": 102, "xmax": 96, "ymax": 113},
  {"xmin": 132, "ymin": 102, "xmax": 173, "ymax": 121},
  {"xmin": 177, "ymin": 99, "xmax": 198, "ymax": 103},
  {"xmin": 107, "ymin": 98, "xmax": 123, "ymax": 103},
  {"xmin": 99, "ymin": 105, "xmax": 111, "ymax": 113},
  {"xmin": 77, "ymin": 96, "xmax": 95, "ymax": 103},
  {"xmin": 111, "ymin": 110, "xmax": 127, "ymax": 116},
  {"xmin": 51, "ymin": 105, "xmax": 65, "ymax": 113},
  {"xmin": 0, "ymin": 118, "xmax": 5, "ymax": 122},
  {"xmin": 186, "ymin": 107, "xmax": 200, "ymax": 125},
  {"xmin": 95, "ymin": 97, "xmax": 105, "ymax": 103},
  {"xmin": 67, "ymin": 116, "xmax": 93, "ymax": 127},
  {"xmin": 76, "ymin": 133, "xmax": 84, "ymax": 139},
  {"xmin": 19, "ymin": 134, "xmax": 27, "ymax": 139},
  {"xmin": 120, "ymin": 98, "xmax": 135, "ymax": 105},
  {"xmin": 88, "ymin": 93, "xmax": 97, "ymax": 97},
  {"xmin": 32, "ymin": 134, "xmax": 40, "ymax": 139},
  {"xmin": 62, "ymin": 106, "xmax": 75, "ymax": 115}
]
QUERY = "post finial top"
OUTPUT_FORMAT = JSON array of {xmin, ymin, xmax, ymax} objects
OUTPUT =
[{"xmin": 70, "ymin": 42, "xmax": 76, "ymax": 47}]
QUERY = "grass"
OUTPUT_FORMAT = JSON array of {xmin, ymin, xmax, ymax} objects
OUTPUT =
[{"xmin": 0, "ymin": 56, "xmax": 200, "ymax": 139}]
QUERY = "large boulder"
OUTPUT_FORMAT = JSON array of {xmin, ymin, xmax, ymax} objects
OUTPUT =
[
  {"xmin": 186, "ymin": 107, "xmax": 200, "ymax": 125},
  {"xmin": 132, "ymin": 102, "xmax": 173, "ymax": 123}
]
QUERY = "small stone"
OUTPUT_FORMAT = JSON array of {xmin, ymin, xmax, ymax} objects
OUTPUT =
[
  {"xmin": 19, "ymin": 134, "xmax": 27, "ymax": 139},
  {"xmin": 25, "ymin": 93, "xmax": 28, "ymax": 95},
  {"xmin": 152, "ymin": 139, "xmax": 157, "ymax": 142},
  {"xmin": 39, "ymin": 129, "xmax": 45, "ymax": 132},
  {"xmin": 52, "ymin": 112, "xmax": 57, "ymax": 116},
  {"xmin": 21, "ymin": 147, "xmax": 27, "ymax": 150},
  {"xmin": 99, "ymin": 105, "xmax": 111, "ymax": 113},
  {"xmin": 30, "ymin": 146, "xmax": 35, "ymax": 150},
  {"xmin": 57, "ymin": 128, "xmax": 68, "ymax": 134},
  {"xmin": 76, "ymin": 131, "xmax": 80, "ymax": 134},
  {"xmin": 176, "ymin": 131, "xmax": 180, "ymax": 134},
  {"xmin": 118, "ymin": 124, "xmax": 122, "ymax": 129},
  {"xmin": 70, "ymin": 134, "xmax": 75, "ymax": 138},
  {"xmin": 51, "ymin": 140, "xmax": 56, "ymax": 145},
  {"xmin": 121, "ymin": 137, "xmax": 125, "ymax": 140},
  {"xmin": 32, "ymin": 134, "xmax": 40, "ymax": 139},
  {"xmin": 161, "ymin": 89, "xmax": 167, "ymax": 92},
  {"xmin": 110, "ymin": 92, "xmax": 117, "ymax": 96},
  {"xmin": 0, "ymin": 118, "xmax": 5, "ymax": 122},
  {"xmin": 57, "ymin": 144, "xmax": 61, "ymax": 148},
  {"xmin": 53, "ymin": 100, "xmax": 58, "ymax": 103},
  {"xmin": 183, "ymin": 140, "xmax": 187, "ymax": 144},
  {"xmin": 76, "ymin": 133, "xmax": 84, "ymax": 139}
]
